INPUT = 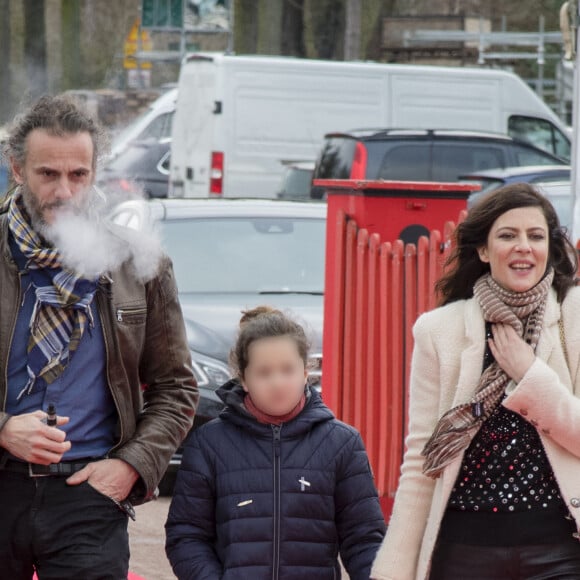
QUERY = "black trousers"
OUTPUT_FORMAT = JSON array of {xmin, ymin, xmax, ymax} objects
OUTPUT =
[
  {"xmin": 0, "ymin": 470, "xmax": 129, "ymax": 580},
  {"xmin": 429, "ymin": 539, "xmax": 580, "ymax": 580}
]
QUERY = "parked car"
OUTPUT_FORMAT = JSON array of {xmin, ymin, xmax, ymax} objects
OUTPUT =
[
  {"xmin": 109, "ymin": 198, "xmax": 326, "ymax": 492},
  {"xmin": 0, "ymin": 164, "xmax": 8, "ymax": 195},
  {"xmin": 110, "ymin": 86, "xmax": 177, "ymax": 160},
  {"xmin": 465, "ymin": 178, "xmax": 572, "ymax": 232},
  {"xmin": 98, "ymin": 137, "xmax": 171, "ymax": 199},
  {"xmin": 311, "ymin": 129, "xmax": 567, "ymax": 199},
  {"xmin": 0, "ymin": 125, "xmax": 9, "ymax": 194},
  {"xmin": 533, "ymin": 181, "xmax": 573, "ymax": 231},
  {"xmin": 461, "ymin": 165, "xmax": 571, "ymax": 208},
  {"xmin": 277, "ymin": 161, "xmax": 315, "ymax": 200}
]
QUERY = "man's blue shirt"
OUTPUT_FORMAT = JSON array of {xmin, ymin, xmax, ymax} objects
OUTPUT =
[{"xmin": 6, "ymin": 234, "xmax": 118, "ymax": 460}]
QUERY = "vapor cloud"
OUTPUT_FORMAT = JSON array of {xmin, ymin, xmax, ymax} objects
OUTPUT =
[{"xmin": 46, "ymin": 187, "xmax": 163, "ymax": 283}]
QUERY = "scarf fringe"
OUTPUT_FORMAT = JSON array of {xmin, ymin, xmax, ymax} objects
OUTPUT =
[{"xmin": 422, "ymin": 428, "xmax": 476, "ymax": 479}]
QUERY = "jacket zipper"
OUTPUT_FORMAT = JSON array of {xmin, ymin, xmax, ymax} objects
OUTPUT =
[
  {"xmin": 272, "ymin": 424, "xmax": 282, "ymax": 580},
  {"xmin": 97, "ymin": 277, "xmax": 125, "ymax": 451},
  {"xmin": 116, "ymin": 306, "xmax": 147, "ymax": 322}
]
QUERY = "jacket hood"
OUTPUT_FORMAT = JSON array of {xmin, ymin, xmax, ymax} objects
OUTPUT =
[{"xmin": 216, "ymin": 379, "xmax": 334, "ymax": 437}]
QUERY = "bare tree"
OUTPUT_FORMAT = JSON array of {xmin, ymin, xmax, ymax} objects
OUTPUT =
[
  {"xmin": 78, "ymin": 0, "xmax": 140, "ymax": 89},
  {"xmin": 258, "ymin": 0, "xmax": 283, "ymax": 54},
  {"xmin": 344, "ymin": 0, "xmax": 361, "ymax": 60},
  {"xmin": 363, "ymin": 0, "xmax": 397, "ymax": 61},
  {"xmin": 234, "ymin": 0, "xmax": 259, "ymax": 53},
  {"xmin": 281, "ymin": 0, "xmax": 306, "ymax": 57},
  {"xmin": 308, "ymin": 0, "xmax": 345, "ymax": 59},
  {"xmin": 61, "ymin": 0, "xmax": 81, "ymax": 90},
  {"xmin": 23, "ymin": 0, "xmax": 48, "ymax": 98},
  {"xmin": 0, "ymin": 0, "xmax": 10, "ymax": 123}
]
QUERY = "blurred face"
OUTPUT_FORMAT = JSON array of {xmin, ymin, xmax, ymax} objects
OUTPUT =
[
  {"xmin": 242, "ymin": 336, "xmax": 308, "ymax": 416},
  {"xmin": 10, "ymin": 129, "xmax": 95, "ymax": 233},
  {"xmin": 477, "ymin": 206, "xmax": 549, "ymax": 293}
]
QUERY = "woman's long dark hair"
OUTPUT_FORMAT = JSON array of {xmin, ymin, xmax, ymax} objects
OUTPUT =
[{"xmin": 436, "ymin": 183, "xmax": 578, "ymax": 305}]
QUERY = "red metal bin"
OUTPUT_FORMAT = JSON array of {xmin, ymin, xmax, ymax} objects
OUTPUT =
[
  {"xmin": 317, "ymin": 179, "xmax": 479, "ymax": 517},
  {"xmin": 319, "ymin": 179, "xmax": 478, "ymax": 406}
]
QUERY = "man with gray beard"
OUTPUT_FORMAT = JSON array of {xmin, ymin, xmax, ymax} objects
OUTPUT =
[{"xmin": 0, "ymin": 95, "xmax": 198, "ymax": 579}]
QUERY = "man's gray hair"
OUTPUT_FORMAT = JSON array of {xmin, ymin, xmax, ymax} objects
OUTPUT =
[{"xmin": 4, "ymin": 94, "xmax": 107, "ymax": 169}]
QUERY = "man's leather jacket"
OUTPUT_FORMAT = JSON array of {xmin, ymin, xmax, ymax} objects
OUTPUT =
[{"xmin": 0, "ymin": 211, "xmax": 199, "ymax": 504}]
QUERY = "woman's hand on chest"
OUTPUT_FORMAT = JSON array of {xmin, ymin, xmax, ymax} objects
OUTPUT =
[{"xmin": 488, "ymin": 323, "xmax": 535, "ymax": 383}]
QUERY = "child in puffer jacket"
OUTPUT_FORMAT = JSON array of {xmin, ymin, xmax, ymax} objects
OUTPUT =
[{"xmin": 165, "ymin": 306, "xmax": 386, "ymax": 580}]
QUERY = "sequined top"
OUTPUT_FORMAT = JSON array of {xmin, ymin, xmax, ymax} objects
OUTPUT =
[
  {"xmin": 447, "ymin": 403, "xmax": 564, "ymax": 514},
  {"xmin": 439, "ymin": 323, "xmax": 575, "ymax": 546}
]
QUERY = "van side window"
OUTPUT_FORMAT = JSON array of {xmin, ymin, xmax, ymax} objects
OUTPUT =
[
  {"xmin": 378, "ymin": 144, "xmax": 430, "ymax": 181},
  {"xmin": 138, "ymin": 111, "xmax": 175, "ymax": 141},
  {"xmin": 432, "ymin": 145, "xmax": 504, "ymax": 181},
  {"xmin": 508, "ymin": 116, "xmax": 570, "ymax": 162}
]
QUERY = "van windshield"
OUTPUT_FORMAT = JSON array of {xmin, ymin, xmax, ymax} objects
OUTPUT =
[{"xmin": 508, "ymin": 116, "xmax": 570, "ymax": 162}]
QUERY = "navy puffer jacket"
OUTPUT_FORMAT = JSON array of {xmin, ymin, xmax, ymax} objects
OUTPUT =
[{"xmin": 165, "ymin": 381, "xmax": 386, "ymax": 580}]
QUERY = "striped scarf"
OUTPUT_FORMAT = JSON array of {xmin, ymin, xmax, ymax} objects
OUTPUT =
[
  {"xmin": 7, "ymin": 190, "xmax": 97, "ymax": 400},
  {"xmin": 421, "ymin": 268, "xmax": 554, "ymax": 479}
]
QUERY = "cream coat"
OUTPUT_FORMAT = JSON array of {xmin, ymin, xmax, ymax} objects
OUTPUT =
[{"xmin": 371, "ymin": 286, "xmax": 580, "ymax": 580}]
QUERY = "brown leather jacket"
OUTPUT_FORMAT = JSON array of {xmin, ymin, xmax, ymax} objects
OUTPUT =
[{"xmin": 0, "ymin": 212, "xmax": 199, "ymax": 504}]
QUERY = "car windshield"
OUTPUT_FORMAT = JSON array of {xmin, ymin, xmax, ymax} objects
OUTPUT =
[{"xmin": 160, "ymin": 217, "xmax": 325, "ymax": 294}]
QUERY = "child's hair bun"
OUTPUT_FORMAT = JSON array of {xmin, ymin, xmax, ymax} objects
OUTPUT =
[
  {"xmin": 239, "ymin": 305, "xmax": 281, "ymax": 328},
  {"xmin": 232, "ymin": 305, "xmax": 311, "ymax": 379}
]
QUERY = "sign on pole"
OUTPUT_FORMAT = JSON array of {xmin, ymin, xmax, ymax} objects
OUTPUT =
[
  {"xmin": 123, "ymin": 19, "xmax": 153, "ymax": 69},
  {"xmin": 124, "ymin": 19, "xmax": 153, "ymax": 88}
]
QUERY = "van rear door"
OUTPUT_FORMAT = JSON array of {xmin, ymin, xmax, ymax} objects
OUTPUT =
[{"xmin": 170, "ymin": 56, "xmax": 217, "ymax": 198}]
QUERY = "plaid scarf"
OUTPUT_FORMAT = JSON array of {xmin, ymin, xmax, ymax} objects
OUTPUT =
[
  {"xmin": 421, "ymin": 268, "xmax": 554, "ymax": 479},
  {"xmin": 7, "ymin": 190, "xmax": 97, "ymax": 400}
]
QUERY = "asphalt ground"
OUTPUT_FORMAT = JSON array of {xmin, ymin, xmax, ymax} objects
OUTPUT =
[{"xmin": 129, "ymin": 497, "xmax": 175, "ymax": 580}]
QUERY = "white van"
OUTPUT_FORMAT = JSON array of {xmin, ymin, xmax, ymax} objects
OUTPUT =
[{"xmin": 169, "ymin": 53, "xmax": 571, "ymax": 199}]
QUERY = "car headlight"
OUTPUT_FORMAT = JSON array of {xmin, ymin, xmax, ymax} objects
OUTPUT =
[{"xmin": 190, "ymin": 351, "xmax": 231, "ymax": 390}]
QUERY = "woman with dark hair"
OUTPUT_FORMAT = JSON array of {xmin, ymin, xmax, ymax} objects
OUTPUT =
[{"xmin": 372, "ymin": 184, "xmax": 580, "ymax": 579}]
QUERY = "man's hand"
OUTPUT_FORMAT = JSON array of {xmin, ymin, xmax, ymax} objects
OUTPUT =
[
  {"xmin": 488, "ymin": 323, "xmax": 536, "ymax": 383},
  {"xmin": 66, "ymin": 458, "xmax": 140, "ymax": 501},
  {"xmin": 0, "ymin": 411, "xmax": 70, "ymax": 464}
]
